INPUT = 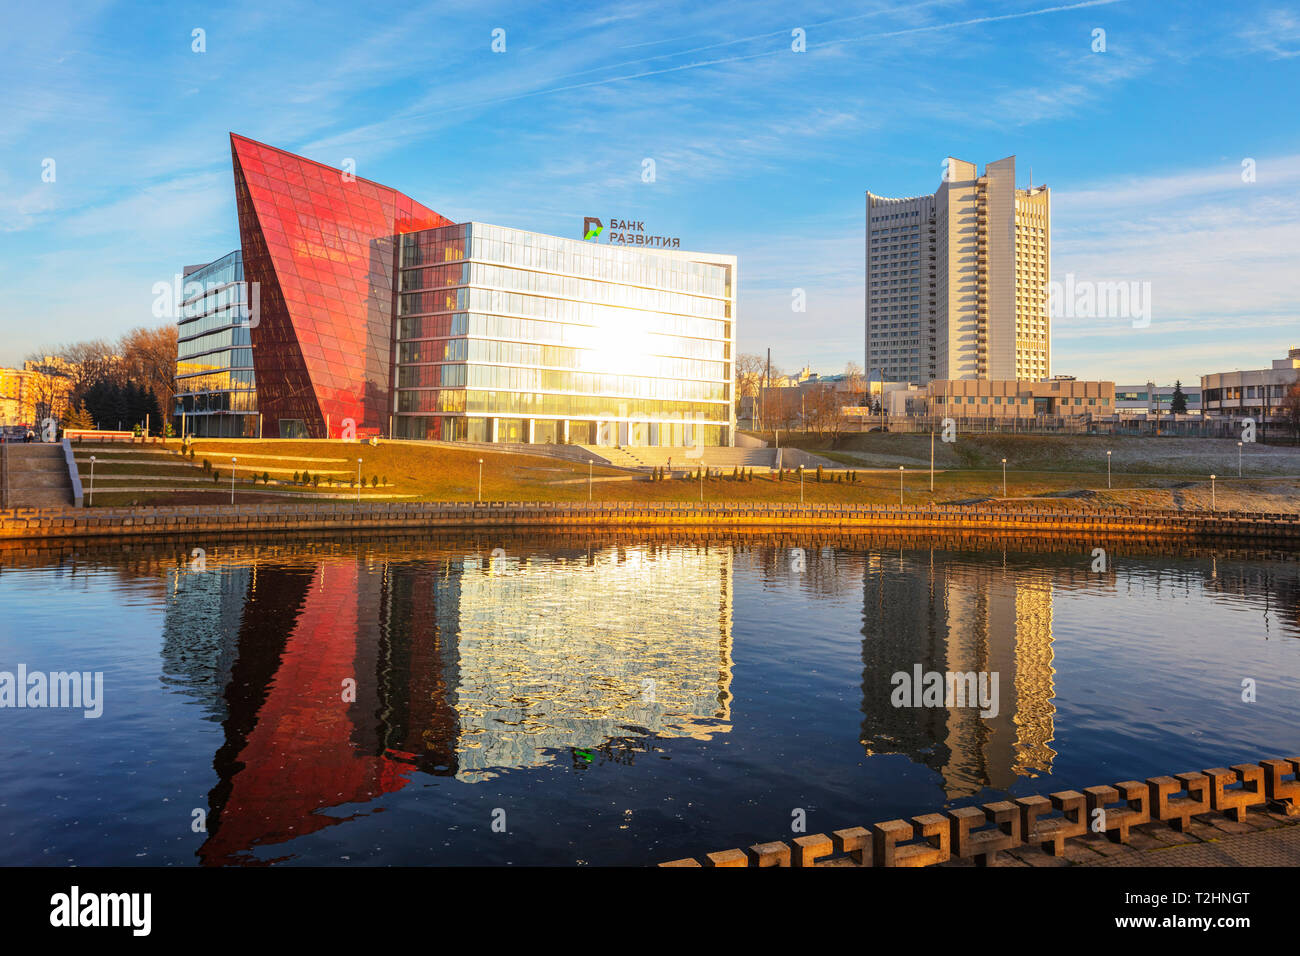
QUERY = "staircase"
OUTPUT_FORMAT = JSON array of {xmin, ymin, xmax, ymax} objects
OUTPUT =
[
  {"xmin": 575, "ymin": 444, "xmax": 845, "ymax": 472},
  {"xmin": 4, "ymin": 444, "xmax": 76, "ymax": 509},
  {"xmin": 575, "ymin": 445, "xmax": 797, "ymax": 471}
]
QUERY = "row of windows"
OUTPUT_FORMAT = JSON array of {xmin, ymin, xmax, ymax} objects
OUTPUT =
[
  {"xmin": 937, "ymin": 396, "xmax": 1111, "ymax": 406},
  {"xmin": 400, "ymin": 283, "xmax": 728, "ymax": 328},
  {"xmin": 476, "ymin": 262, "xmax": 723, "ymax": 316},
  {"xmin": 399, "ymin": 263, "xmax": 464, "ymax": 292},
  {"xmin": 179, "ymin": 253, "xmax": 242, "ymax": 304},
  {"xmin": 181, "ymin": 281, "xmax": 247, "ymax": 320},
  {"xmin": 1117, "ymin": 392, "xmax": 1202, "ymax": 404},
  {"xmin": 398, "ymin": 339, "xmax": 724, "ymax": 382},
  {"xmin": 397, "ymin": 316, "xmax": 727, "ymax": 368},
  {"xmin": 399, "ymin": 234, "xmax": 467, "ymax": 268},
  {"xmin": 177, "ymin": 325, "xmax": 252, "ymax": 359},
  {"xmin": 398, "ymin": 260, "xmax": 729, "ymax": 320},
  {"xmin": 178, "ymin": 304, "xmax": 249, "ymax": 340},
  {"xmin": 396, "ymin": 337, "xmax": 469, "ymax": 365},
  {"xmin": 399, "ymin": 291, "xmax": 729, "ymax": 344},
  {"xmin": 461, "ymin": 365, "xmax": 727, "ymax": 401},
  {"xmin": 175, "ymin": 368, "xmax": 256, "ymax": 392},
  {"xmin": 395, "ymin": 365, "xmax": 728, "ymax": 403},
  {"xmin": 394, "ymin": 415, "xmax": 727, "ymax": 447},
  {"xmin": 1203, "ymin": 385, "xmax": 1293, "ymax": 401},
  {"xmin": 176, "ymin": 349, "xmax": 253, "ymax": 379},
  {"xmin": 396, "ymin": 388, "xmax": 728, "ymax": 421},
  {"xmin": 401, "ymin": 223, "xmax": 729, "ymax": 297},
  {"xmin": 174, "ymin": 390, "xmax": 258, "ymax": 414},
  {"xmin": 468, "ymin": 390, "xmax": 726, "ymax": 420},
  {"xmin": 395, "ymin": 388, "xmax": 467, "ymax": 413},
  {"xmin": 396, "ymin": 313, "xmax": 469, "ymax": 341}
]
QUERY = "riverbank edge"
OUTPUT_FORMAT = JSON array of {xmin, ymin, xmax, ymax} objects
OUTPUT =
[
  {"xmin": 660, "ymin": 757, "xmax": 1300, "ymax": 868},
  {"xmin": 2, "ymin": 501, "xmax": 1299, "ymax": 542}
]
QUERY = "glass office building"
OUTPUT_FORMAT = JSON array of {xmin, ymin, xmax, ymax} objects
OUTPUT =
[
  {"xmin": 187, "ymin": 135, "xmax": 736, "ymax": 444},
  {"xmin": 175, "ymin": 251, "xmax": 259, "ymax": 437},
  {"xmin": 393, "ymin": 223, "xmax": 735, "ymax": 445}
]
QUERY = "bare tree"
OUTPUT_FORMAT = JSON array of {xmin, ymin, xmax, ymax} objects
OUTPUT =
[
  {"xmin": 46, "ymin": 340, "xmax": 120, "ymax": 396},
  {"xmin": 765, "ymin": 387, "xmax": 801, "ymax": 435},
  {"xmin": 734, "ymin": 352, "xmax": 766, "ymax": 422},
  {"xmin": 1282, "ymin": 382, "xmax": 1300, "ymax": 443},
  {"xmin": 804, "ymin": 382, "xmax": 847, "ymax": 443},
  {"xmin": 25, "ymin": 324, "xmax": 179, "ymax": 428},
  {"xmin": 19, "ymin": 355, "xmax": 74, "ymax": 425},
  {"xmin": 735, "ymin": 353, "xmax": 766, "ymax": 400},
  {"xmin": 844, "ymin": 362, "xmax": 865, "ymax": 400},
  {"xmin": 119, "ymin": 325, "xmax": 180, "ymax": 419}
]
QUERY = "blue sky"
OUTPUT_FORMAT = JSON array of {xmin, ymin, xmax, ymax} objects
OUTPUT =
[{"xmin": 2, "ymin": 0, "xmax": 1298, "ymax": 384}]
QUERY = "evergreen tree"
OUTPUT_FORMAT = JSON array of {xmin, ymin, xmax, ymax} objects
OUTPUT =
[
  {"xmin": 1170, "ymin": 380, "xmax": 1188, "ymax": 415},
  {"xmin": 61, "ymin": 400, "xmax": 94, "ymax": 430}
]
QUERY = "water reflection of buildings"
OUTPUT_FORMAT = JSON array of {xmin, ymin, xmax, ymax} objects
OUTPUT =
[
  {"xmin": 442, "ymin": 548, "xmax": 734, "ymax": 780},
  {"xmin": 158, "ymin": 544, "xmax": 733, "ymax": 864},
  {"xmin": 860, "ymin": 550, "xmax": 1058, "ymax": 798}
]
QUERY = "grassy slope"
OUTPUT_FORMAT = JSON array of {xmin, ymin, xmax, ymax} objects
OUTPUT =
[
  {"xmin": 69, "ymin": 435, "xmax": 1300, "ymax": 512},
  {"xmin": 754, "ymin": 431, "xmax": 1300, "ymax": 476}
]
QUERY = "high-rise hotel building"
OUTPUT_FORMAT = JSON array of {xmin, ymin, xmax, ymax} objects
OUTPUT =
[
  {"xmin": 174, "ymin": 135, "xmax": 736, "ymax": 445},
  {"xmin": 866, "ymin": 155, "xmax": 1050, "ymax": 385}
]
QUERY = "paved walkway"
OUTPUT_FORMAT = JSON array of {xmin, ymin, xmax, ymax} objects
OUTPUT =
[
  {"xmin": 1081, "ymin": 820, "xmax": 1300, "ymax": 867},
  {"xmin": 945, "ymin": 806, "xmax": 1300, "ymax": 868}
]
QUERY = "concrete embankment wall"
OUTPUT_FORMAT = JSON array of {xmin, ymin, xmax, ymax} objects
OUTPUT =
[
  {"xmin": 2, "ymin": 501, "xmax": 1299, "ymax": 542},
  {"xmin": 661, "ymin": 757, "xmax": 1300, "ymax": 868}
]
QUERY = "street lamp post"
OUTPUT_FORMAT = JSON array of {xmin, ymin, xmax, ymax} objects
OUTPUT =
[
  {"xmin": 357, "ymin": 458, "xmax": 363, "ymax": 503},
  {"xmin": 230, "ymin": 457, "xmax": 237, "ymax": 504},
  {"xmin": 898, "ymin": 465, "xmax": 904, "ymax": 507},
  {"xmin": 798, "ymin": 464, "xmax": 803, "ymax": 505},
  {"xmin": 1237, "ymin": 441, "xmax": 1243, "ymax": 478},
  {"xmin": 1001, "ymin": 457, "xmax": 1007, "ymax": 498},
  {"xmin": 88, "ymin": 456, "xmax": 95, "ymax": 507},
  {"xmin": 929, "ymin": 428, "xmax": 935, "ymax": 492},
  {"xmin": 1210, "ymin": 474, "xmax": 1216, "ymax": 511},
  {"xmin": 699, "ymin": 465, "xmax": 705, "ymax": 503},
  {"xmin": 1106, "ymin": 450, "xmax": 1112, "ymax": 489},
  {"xmin": 587, "ymin": 459, "xmax": 593, "ymax": 502},
  {"xmin": 478, "ymin": 458, "xmax": 484, "ymax": 502}
]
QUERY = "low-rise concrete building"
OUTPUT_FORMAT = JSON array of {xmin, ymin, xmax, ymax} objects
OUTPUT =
[
  {"xmin": 1115, "ymin": 383, "xmax": 1202, "ymax": 417},
  {"xmin": 925, "ymin": 377, "xmax": 1114, "ymax": 420},
  {"xmin": 1201, "ymin": 348, "xmax": 1300, "ymax": 422}
]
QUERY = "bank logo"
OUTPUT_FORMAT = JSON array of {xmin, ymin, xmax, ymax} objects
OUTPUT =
[{"xmin": 583, "ymin": 217, "xmax": 603, "ymax": 241}]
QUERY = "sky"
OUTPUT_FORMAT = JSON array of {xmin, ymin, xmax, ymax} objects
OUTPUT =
[{"xmin": 1, "ymin": 0, "xmax": 1298, "ymax": 385}]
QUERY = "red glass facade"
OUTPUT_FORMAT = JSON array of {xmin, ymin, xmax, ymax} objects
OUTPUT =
[{"xmin": 231, "ymin": 134, "xmax": 449, "ymax": 437}]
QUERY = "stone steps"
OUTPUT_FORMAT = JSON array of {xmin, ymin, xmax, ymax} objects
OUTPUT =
[{"xmin": 4, "ymin": 444, "xmax": 73, "ymax": 508}]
